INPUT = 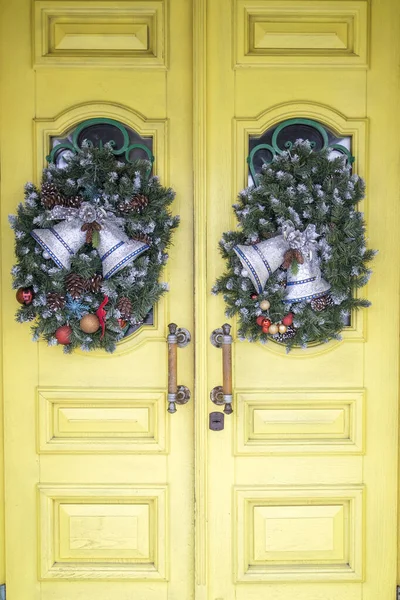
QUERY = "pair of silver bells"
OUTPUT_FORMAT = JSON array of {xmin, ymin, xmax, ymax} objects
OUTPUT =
[
  {"xmin": 233, "ymin": 235, "xmax": 330, "ymax": 303},
  {"xmin": 31, "ymin": 218, "xmax": 149, "ymax": 279}
]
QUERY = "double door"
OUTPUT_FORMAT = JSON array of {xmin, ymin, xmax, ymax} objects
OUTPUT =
[{"xmin": 1, "ymin": 1, "xmax": 400, "ymax": 599}]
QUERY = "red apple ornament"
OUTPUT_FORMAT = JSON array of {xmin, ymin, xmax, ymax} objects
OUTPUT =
[{"xmin": 282, "ymin": 313, "xmax": 294, "ymax": 326}]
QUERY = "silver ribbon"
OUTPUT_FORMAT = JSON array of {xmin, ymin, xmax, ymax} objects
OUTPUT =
[
  {"xmin": 50, "ymin": 202, "xmax": 125, "ymax": 229},
  {"xmin": 282, "ymin": 220, "xmax": 319, "ymax": 260}
]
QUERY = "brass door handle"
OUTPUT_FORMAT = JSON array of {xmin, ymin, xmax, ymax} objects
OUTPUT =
[
  {"xmin": 210, "ymin": 323, "xmax": 233, "ymax": 415},
  {"xmin": 167, "ymin": 323, "xmax": 191, "ymax": 413}
]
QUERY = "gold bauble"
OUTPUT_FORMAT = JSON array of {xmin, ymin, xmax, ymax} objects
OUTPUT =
[
  {"xmin": 260, "ymin": 299, "xmax": 270, "ymax": 311},
  {"xmin": 80, "ymin": 313, "xmax": 100, "ymax": 333},
  {"xmin": 278, "ymin": 324, "xmax": 287, "ymax": 334},
  {"xmin": 268, "ymin": 323, "xmax": 279, "ymax": 335}
]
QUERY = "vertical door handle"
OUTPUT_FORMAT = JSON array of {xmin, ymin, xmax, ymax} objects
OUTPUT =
[
  {"xmin": 210, "ymin": 323, "xmax": 233, "ymax": 415},
  {"xmin": 167, "ymin": 323, "xmax": 191, "ymax": 413}
]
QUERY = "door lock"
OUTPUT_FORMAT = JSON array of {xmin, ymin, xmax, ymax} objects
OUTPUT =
[{"xmin": 209, "ymin": 411, "xmax": 224, "ymax": 431}]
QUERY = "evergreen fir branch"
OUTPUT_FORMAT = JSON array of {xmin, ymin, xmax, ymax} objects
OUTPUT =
[
  {"xmin": 214, "ymin": 140, "xmax": 375, "ymax": 349},
  {"xmin": 10, "ymin": 145, "xmax": 179, "ymax": 353}
]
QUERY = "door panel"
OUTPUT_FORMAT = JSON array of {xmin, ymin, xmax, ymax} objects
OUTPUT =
[
  {"xmin": 205, "ymin": 1, "xmax": 400, "ymax": 600},
  {"xmin": 1, "ymin": 1, "xmax": 193, "ymax": 599}
]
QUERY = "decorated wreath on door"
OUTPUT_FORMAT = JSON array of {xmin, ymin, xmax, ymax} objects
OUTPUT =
[
  {"xmin": 10, "ymin": 141, "xmax": 179, "ymax": 353},
  {"xmin": 213, "ymin": 139, "xmax": 376, "ymax": 350}
]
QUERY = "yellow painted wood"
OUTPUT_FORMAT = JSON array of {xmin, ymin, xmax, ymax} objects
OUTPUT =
[
  {"xmin": 34, "ymin": 1, "xmax": 167, "ymax": 68},
  {"xmin": 234, "ymin": 0, "xmax": 369, "ymax": 68},
  {"xmin": 1, "ymin": 1, "xmax": 193, "ymax": 599},
  {"xmin": 193, "ymin": 0, "xmax": 208, "ymax": 596},
  {"xmin": 236, "ymin": 389, "xmax": 364, "ymax": 454},
  {"xmin": 2, "ymin": 1, "xmax": 400, "ymax": 599},
  {"xmin": 205, "ymin": 0, "xmax": 400, "ymax": 599}
]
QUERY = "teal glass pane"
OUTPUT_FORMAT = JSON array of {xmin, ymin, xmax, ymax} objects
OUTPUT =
[
  {"xmin": 50, "ymin": 118, "xmax": 154, "ymax": 171},
  {"xmin": 248, "ymin": 118, "xmax": 353, "ymax": 186}
]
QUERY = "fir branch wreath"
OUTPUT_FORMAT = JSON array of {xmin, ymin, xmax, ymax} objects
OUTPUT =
[
  {"xmin": 10, "ymin": 142, "xmax": 179, "ymax": 353},
  {"xmin": 213, "ymin": 140, "xmax": 376, "ymax": 350}
]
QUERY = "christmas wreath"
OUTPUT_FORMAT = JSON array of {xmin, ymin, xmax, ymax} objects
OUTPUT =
[
  {"xmin": 10, "ymin": 142, "xmax": 179, "ymax": 353},
  {"xmin": 213, "ymin": 140, "xmax": 375, "ymax": 350}
]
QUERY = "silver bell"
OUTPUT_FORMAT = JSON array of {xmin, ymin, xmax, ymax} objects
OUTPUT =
[
  {"xmin": 98, "ymin": 223, "xmax": 149, "ymax": 279},
  {"xmin": 233, "ymin": 235, "xmax": 289, "ymax": 293},
  {"xmin": 31, "ymin": 219, "xmax": 86, "ymax": 270},
  {"xmin": 284, "ymin": 255, "xmax": 330, "ymax": 304}
]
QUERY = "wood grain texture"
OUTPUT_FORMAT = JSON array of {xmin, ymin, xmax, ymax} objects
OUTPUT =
[
  {"xmin": 222, "ymin": 342, "xmax": 232, "ymax": 396},
  {"xmin": 168, "ymin": 342, "xmax": 178, "ymax": 394}
]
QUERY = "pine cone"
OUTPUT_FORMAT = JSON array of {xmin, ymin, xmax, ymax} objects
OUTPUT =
[
  {"xmin": 81, "ymin": 221, "xmax": 101, "ymax": 245},
  {"xmin": 117, "ymin": 296, "xmax": 132, "ymax": 318},
  {"xmin": 133, "ymin": 232, "xmax": 152, "ymax": 246},
  {"xmin": 46, "ymin": 292, "xmax": 66, "ymax": 310},
  {"xmin": 118, "ymin": 200, "xmax": 133, "ymax": 214},
  {"xmin": 311, "ymin": 294, "xmax": 334, "ymax": 312},
  {"xmin": 276, "ymin": 325, "xmax": 297, "ymax": 343},
  {"xmin": 86, "ymin": 274, "xmax": 103, "ymax": 293},
  {"xmin": 131, "ymin": 194, "xmax": 149, "ymax": 212},
  {"xmin": 65, "ymin": 273, "xmax": 86, "ymax": 299},
  {"xmin": 282, "ymin": 249, "xmax": 304, "ymax": 270},
  {"xmin": 64, "ymin": 195, "xmax": 83, "ymax": 209},
  {"xmin": 41, "ymin": 182, "xmax": 65, "ymax": 209}
]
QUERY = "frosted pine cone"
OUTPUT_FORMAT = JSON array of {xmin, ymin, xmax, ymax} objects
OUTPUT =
[
  {"xmin": 64, "ymin": 195, "xmax": 83, "ymax": 209},
  {"xmin": 65, "ymin": 273, "xmax": 86, "ymax": 299},
  {"xmin": 46, "ymin": 292, "xmax": 66, "ymax": 310},
  {"xmin": 311, "ymin": 294, "xmax": 334, "ymax": 312},
  {"xmin": 131, "ymin": 194, "xmax": 149, "ymax": 212},
  {"xmin": 118, "ymin": 199, "xmax": 134, "ymax": 214},
  {"xmin": 117, "ymin": 296, "xmax": 132, "ymax": 318},
  {"xmin": 118, "ymin": 194, "xmax": 149, "ymax": 214},
  {"xmin": 275, "ymin": 325, "xmax": 296, "ymax": 343},
  {"xmin": 86, "ymin": 273, "xmax": 103, "ymax": 293},
  {"xmin": 133, "ymin": 232, "xmax": 152, "ymax": 246},
  {"xmin": 41, "ymin": 182, "xmax": 65, "ymax": 209}
]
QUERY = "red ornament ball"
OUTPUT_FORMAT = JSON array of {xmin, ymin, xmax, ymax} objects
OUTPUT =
[
  {"xmin": 282, "ymin": 313, "xmax": 294, "ymax": 326},
  {"xmin": 16, "ymin": 287, "xmax": 34, "ymax": 305},
  {"xmin": 251, "ymin": 293, "xmax": 258, "ymax": 300},
  {"xmin": 256, "ymin": 315, "xmax": 266, "ymax": 327},
  {"xmin": 261, "ymin": 319, "xmax": 272, "ymax": 333},
  {"xmin": 55, "ymin": 325, "xmax": 72, "ymax": 345}
]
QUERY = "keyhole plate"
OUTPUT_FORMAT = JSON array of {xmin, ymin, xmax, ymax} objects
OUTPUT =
[{"xmin": 209, "ymin": 411, "xmax": 224, "ymax": 431}]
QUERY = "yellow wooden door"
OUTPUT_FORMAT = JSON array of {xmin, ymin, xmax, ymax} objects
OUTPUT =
[
  {"xmin": 0, "ymin": 1, "xmax": 194, "ymax": 599},
  {"xmin": 200, "ymin": 1, "xmax": 400, "ymax": 599},
  {"xmin": 2, "ymin": 1, "xmax": 400, "ymax": 600}
]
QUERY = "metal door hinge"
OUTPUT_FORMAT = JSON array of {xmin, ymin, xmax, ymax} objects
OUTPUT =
[
  {"xmin": 397, "ymin": 584, "xmax": 400, "ymax": 600},
  {"xmin": 0, "ymin": 584, "xmax": 5, "ymax": 600}
]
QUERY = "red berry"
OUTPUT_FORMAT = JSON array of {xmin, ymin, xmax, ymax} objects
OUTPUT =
[{"xmin": 282, "ymin": 313, "xmax": 294, "ymax": 326}]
